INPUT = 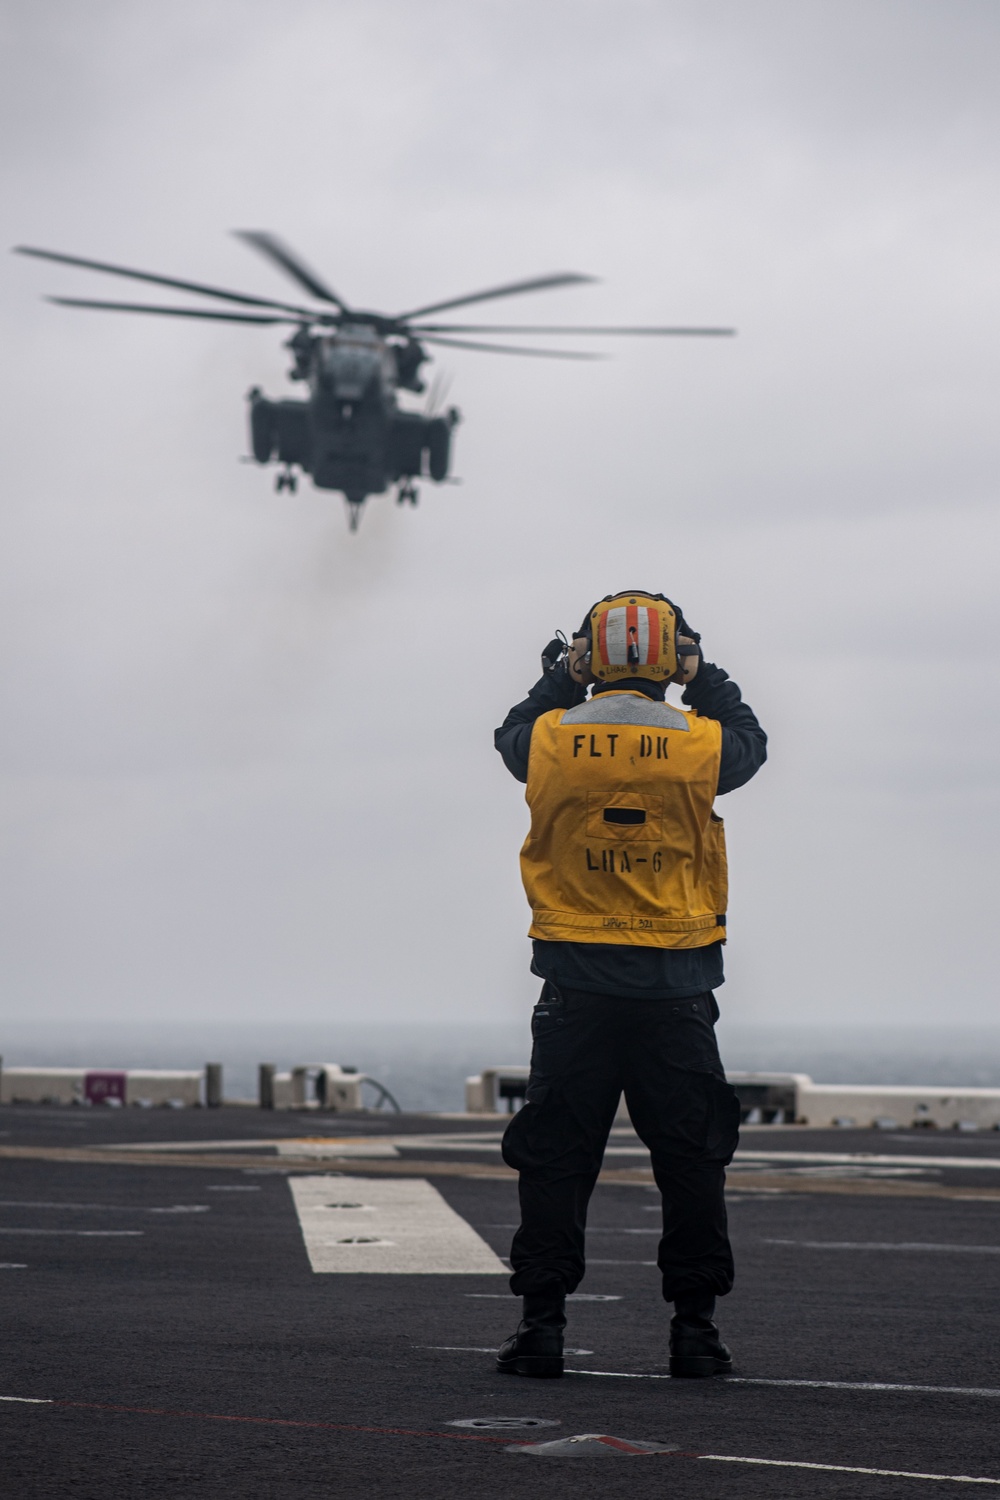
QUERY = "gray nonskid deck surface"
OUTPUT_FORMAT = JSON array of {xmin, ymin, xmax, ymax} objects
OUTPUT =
[{"xmin": 3, "ymin": 1107, "xmax": 1000, "ymax": 1497}]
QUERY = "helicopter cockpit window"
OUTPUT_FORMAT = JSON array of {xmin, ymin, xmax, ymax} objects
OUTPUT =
[{"xmin": 319, "ymin": 334, "xmax": 382, "ymax": 401}]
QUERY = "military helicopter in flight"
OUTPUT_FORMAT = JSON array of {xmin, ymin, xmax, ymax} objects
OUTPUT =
[{"xmin": 14, "ymin": 233, "xmax": 734, "ymax": 530}]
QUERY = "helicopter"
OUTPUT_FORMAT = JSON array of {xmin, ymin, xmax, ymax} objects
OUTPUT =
[{"xmin": 14, "ymin": 233, "xmax": 735, "ymax": 530}]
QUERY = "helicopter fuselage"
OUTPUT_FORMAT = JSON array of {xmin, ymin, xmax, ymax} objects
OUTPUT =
[{"xmin": 248, "ymin": 322, "xmax": 457, "ymax": 517}]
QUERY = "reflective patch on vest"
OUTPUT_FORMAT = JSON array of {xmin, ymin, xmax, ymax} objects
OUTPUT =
[{"xmin": 562, "ymin": 696, "xmax": 690, "ymax": 730}]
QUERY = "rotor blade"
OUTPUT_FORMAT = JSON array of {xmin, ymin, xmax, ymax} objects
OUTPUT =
[
  {"xmin": 233, "ymin": 231, "xmax": 349, "ymax": 311},
  {"xmin": 419, "ymin": 333, "xmax": 605, "ymax": 360},
  {"xmin": 411, "ymin": 323, "xmax": 736, "ymax": 337},
  {"xmin": 14, "ymin": 245, "xmax": 317, "ymax": 317},
  {"xmin": 46, "ymin": 297, "xmax": 301, "ymax": 324},
  {"xmin": 397, "ymin": 272, "xmax": 597, "ymax": 322}
]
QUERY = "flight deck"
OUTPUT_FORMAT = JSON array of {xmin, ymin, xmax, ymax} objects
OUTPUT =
[{"xmin": 3, "ymin": 1105, "xmax": 1000, "ymax": 1497}]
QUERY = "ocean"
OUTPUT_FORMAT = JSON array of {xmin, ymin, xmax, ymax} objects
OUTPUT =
[{"xmin": 4, "ymin": 1018, "xmax": 1000, "ymax": 1114}]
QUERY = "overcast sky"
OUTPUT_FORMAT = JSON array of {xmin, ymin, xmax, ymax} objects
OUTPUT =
[{"xmin": 1, "ymin": 0, "xmax": 997, "ymax": 1035}]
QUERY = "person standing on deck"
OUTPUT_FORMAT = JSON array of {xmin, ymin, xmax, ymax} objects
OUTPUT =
[{"xmin": 493, "ymin": 591, "xmax": 766, "ymax": 1379}]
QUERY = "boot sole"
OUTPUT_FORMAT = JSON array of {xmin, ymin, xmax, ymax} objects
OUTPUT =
[
  {"xmin": 669, "ymin": 1355, "xmax": 732, "ymax": 1379},
  {"xmin": 496, "ymin": 1356, "xmax": 564, "ymax": 1378}
]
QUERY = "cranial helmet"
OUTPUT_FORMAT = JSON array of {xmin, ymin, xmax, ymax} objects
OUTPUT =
[{"xmin": 581, "ymin": 591, "xmax": 680, "ymax": 684}]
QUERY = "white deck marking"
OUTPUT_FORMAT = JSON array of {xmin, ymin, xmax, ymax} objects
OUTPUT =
[
  {"xmin": 94, "ymin": 1133, "xmax": 1000, "ymax": 1172},
  {"xmin": 568, "ymin": 1368, "xmax": 1000, "ymax": 1399},
  {"xmin": 0, "ymin": 1201, "xmax": 207, "ymax": 1213},
  {"xmin": 729, "ymin": 1378, "xmax": 1000, "ymax": 1397},
  {"xmin": 102, "ymin": 1138, "xmax": 399, "ymax": 1157},
  {"xmin": 417, "ymin": 1344, "xmax": 594, "ymax": 1355},
  {"xmin": 764, "ymin": 1239, "xmax": 1000, "ymax": 1253},
  {"xmin": 465, "ymin": 1292, "xmax": 622, "ymax": 1301},
  {"xmin": 99, "ymin": 1140, "xmax": 268, "ymax": 1153},
  {"xmin": 699, "ymin": 1455, "xmax": 1000, "ymax": 1485},
  {"xmin": 431, "ymin": 1347, "xmax": 1000, "ymax": 1402},
  {"xmin": 593, "ymin": 1227, "xmax": 658, "ymax": 1233},
  {"xmin": 275, "ymin": 1140, "xmax": 399, "ymax": 1159},
  {"xmin": 735, "ymin": 1149, "xmax": 1000, "ymax": 1172},
  {"xmin": 289, "ymin": 1176, "xmax": 507, "ymax": 1274},
  {"xmin": 0, "ymin": 1228, "xmax": 143, "ymax": 1237},
  {"xmin": 0, "ymin": 1385, "xmax": 995, "ymax": 1483}
]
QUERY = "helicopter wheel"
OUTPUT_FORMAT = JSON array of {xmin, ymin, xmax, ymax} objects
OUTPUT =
[
  {"xmin": 396, "ymin": 480, "xmax": 419, "ymax": 507},
  {"xmin": 275, "ymin": 467, "xmax": 297, "ymax": 494}
]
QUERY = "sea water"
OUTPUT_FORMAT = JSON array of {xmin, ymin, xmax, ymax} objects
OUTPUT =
[{"xmin": 3, "ymin": 1018, "xmax": 1000, "ymax": 1114}]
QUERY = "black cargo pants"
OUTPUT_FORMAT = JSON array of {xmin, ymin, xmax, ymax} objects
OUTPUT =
[{"xmin": 501, "ymin": 985, "xmax": 740, "ymax": 1304}]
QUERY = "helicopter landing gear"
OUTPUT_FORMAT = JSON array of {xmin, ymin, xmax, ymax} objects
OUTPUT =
[
  {"xmin": 396, "ymin": 479, "xmax": 419, "ymax": 507},
  {"xmin": 275, "ymin": 466, "xmax": 297, "ymax": 494},
  {"xmin": 346, "ymin": 498, "xmax": 365, "ymax": 532}
]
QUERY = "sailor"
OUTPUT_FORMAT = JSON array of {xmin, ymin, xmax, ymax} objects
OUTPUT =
[{"xmin": 493, "ymin": 591, "xmax": 767, "ymax": 1379}]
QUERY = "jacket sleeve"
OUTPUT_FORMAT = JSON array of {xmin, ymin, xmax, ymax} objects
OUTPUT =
[
  {"xmin": 494, "ymin": 664, "xmax": 585, "ymax": 783},
  {"xmin": 682, "ymin": 662, "xmax": 767, "ymax": 795}
]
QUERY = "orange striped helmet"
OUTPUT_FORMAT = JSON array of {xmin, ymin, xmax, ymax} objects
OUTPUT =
[{"xmin": 584, "ymin": 591, "xmax": 679, "ymax": 683}]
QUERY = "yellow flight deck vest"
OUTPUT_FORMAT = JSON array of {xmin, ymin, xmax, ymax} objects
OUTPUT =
[{"xmin": 521, "ymin": 690, "xmax": 727, "ymax": 949}]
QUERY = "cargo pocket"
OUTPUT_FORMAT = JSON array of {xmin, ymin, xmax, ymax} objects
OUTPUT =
[
  {"xmin": 707, "ymin": 1074, "xmax": 741, "ymax": 1164},
  {"xmin": 636, "ymin": 1067, "xmax": 740, "ymax": 1164},
  {"xmin": 502, "ymin": 1082, "xmax": 552, "ymax": 1172},
  {"xmin": 502, "ymin": 1082, "xmax": 606, "ymax": 1180},
  {"xmin": 530, "ymin": 991, "xmax": 567, "ymax": 1044}
]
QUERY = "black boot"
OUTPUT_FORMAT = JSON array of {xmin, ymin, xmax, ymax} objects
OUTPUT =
[
  {"xmin": 496, "ymin": 1294, "xmax": 566, "ymax": 1378},
  {"xmin": 669, "ymin": 1313, "xmax": 732, "ymax": 1378}
]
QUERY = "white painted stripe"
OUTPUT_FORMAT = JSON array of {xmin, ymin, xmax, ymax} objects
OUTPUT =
[
  {"xmin": 0, "ymin": 1229, "xmax": 144, "ymax": 1237},
  {"xmin": 736, "ymin": 1149, "xmax": 1000, "ymax": 1172},
  {"xmin": 588, "ymin": 1258, "xmax": 657, "ymax": 1265},
  {"xmin": 276, "ymin": 1140, "xmax": 399, "ymax": 1159},
  {"xmin": 0, "ymin": 1264, "xmax": 27, "ymax": 1269},
  {"xmin": 568, "ymin": 1368, "xmax": 1000, "ymax": 1399},
  {"xmin": 729, "ymin": 1378, "xmax": 1000, "ymax": 1398},
  {"xmin": 105, "ymin": 1138, "xmax": 400, "ymax": 1157},
  {"xmin": 699, "ymin": 1455, "xmax": 1000, "ymax": 1485},
  {"xmin": 594, "ymin": 1227, "xmax": 658, "ymax": 1233},
  {"xmin": 99, "ymin": 1140, "xmax": 267, "ymax": 1153},
  {"xmin": 289, "ymin": 1177, "xmax": 507, "ymax": 1274},
  {"xmin": 465, "ymin": 1293, "xmax": 622, "ymax": 1301},
  {"xmin": 98, "ymin": 1135, "xmax": 1000, "ymax": 1171},
  {"xmin": 434, "ymin": 1345, "xmax": 1000, "ymax": 1401},
  {"xmin": 0, "ymin": 1384, "xmax": 993, "ymax": 1484},
  {"xmin": 395, "ymin": 1140, "xmax": 1000, "ymax": 1170},
  {"xmin": 764, "ymin": 1239, "xmax": 1000, "ymax": 1253},
  {"xmin": 416, "ymin": 1345, "xmax": 595, "ymax": 1355},
  {"xmin": 0, "ymin": 1201, "xmax": 208, "ymax": 1214}
]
